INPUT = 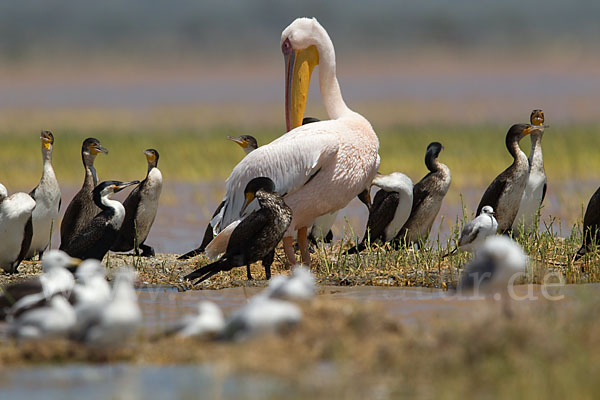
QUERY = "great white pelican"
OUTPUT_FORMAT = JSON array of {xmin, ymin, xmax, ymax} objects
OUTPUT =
[{"xmin": 211, "ymin": 17, "xmax": 380, "ymax": 266}]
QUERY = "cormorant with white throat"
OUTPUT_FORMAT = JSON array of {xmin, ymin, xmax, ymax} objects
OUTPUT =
[
  {"xmin": 27, "ymin": 130, "xmax": 61, "ymax": 259},
  {"xmin": 111, "ymin": 149, "xmax": 163, "ymax": 256},
  {"xmin": 512, "ymin": 109, "xmax": 548, "ymax": 234},
  {"xmin": 62, "ymin": 180, "xmax": 139, "ymax": 261}
]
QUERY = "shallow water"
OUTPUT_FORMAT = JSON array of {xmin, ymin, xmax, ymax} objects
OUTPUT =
[{"xmin": 2, "ymin": 283, "xmax": 598, "ymax": 398}]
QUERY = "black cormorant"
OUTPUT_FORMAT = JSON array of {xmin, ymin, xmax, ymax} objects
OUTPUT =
[
  {"xmin": 395, "ymin": 142, "xmax": 451, "ymax": 246},
  {"xmin": 60, "ymin": 138, "xmax": 108, "ymax": 249},
  {"xmin": 184, "ymin": 177, "xmax": 292, "ymax": 283},
  {"xmin": 574, "ymin": 187, "xmax": 600, "ymax": 261},
  {"xmin": 111, "ymin": 149, "xmax": 163, "ymax": 256},
  {"xmin": 62, "ymin": 180, "xmax": 139, "ymax": 261}
]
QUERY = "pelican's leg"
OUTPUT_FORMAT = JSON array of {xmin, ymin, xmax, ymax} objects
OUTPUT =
[
  {"xmin": 297, "ymin": 226, "xmax": 311, "ymax": 267},
  {"xmin": 283, "ymin": 236, "xmax": 298, "ymax": 267}
]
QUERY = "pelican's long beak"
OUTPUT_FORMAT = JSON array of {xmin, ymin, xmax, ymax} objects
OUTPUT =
[
  {"xmin": 241, "ymin": 192, "xmax": 255, "ymax": 214},
  {"xmin": 285, "ymin": 45, "xmax": 319, "ymax": 132}
]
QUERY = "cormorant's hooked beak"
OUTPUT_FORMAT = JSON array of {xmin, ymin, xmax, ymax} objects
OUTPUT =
[
  {"xmin": 522, "ymin": 125, "xmax": 535, "ymax": 136},
  {"xmin": 241, "ymin": 192, "xmax": 255, "ymax": 214},
  {"xmin": 114, "ymin": 180, "xmax": 140, "ymax": 193},
  {"xmin": 144, "ymin": 150, "xmax": 156, "ymax": 163},
  {"xmin": 284, "ymin": 39, "xmax": 319, "ymax": 132},
  {"xmin": 90, "ymin": 143, "xmax": 109, "ymax": 155},
  {"xmin": 227, "ymin": 136, "xmax": 249, "ymax": 149},
  {"xmin": 40, "ymin": 131, "xmax": 53, "ymax": 149}
]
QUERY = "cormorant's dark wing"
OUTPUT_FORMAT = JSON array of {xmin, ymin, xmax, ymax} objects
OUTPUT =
[
  {"xmin": 476, "ymin": 176, "xmax": 508, "ymax": 216},
  {"xmin": 225, "ymin": 208, "xmax": 273, "ymax": 255},
  {"xmin": 363, "ymin": 190, "xmax": 400, "ymax": 242},
  {"xmin": 541, "ymin": 182, "xmax": 547, "ymax": 204},
  {"xmin": 66, "ymin": 214, "xmax": 111, "ymax": 258},
  {"xmin": 410, "ymin": 179, "xmax": 431, "ymax": 215},
  {"xmin": 459, "ymin": 255, "xmax": 497, "ymax": 291},
  {"xmin": 111, "ymin": 184, "xmax": 142, "ymax": 252},
  {"xmin": 14, "ymin": 217, "xmax": 33, "ymax": 273}
]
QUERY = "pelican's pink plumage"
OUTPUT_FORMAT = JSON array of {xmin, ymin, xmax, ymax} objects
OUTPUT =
[{"xmin": 211, "ymin": 18, "xmax": 380, "ymax": 266}]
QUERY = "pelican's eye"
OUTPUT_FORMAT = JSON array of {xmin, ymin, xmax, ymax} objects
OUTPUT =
[{"xmin": 282, "ymin": 38, "xmax": 292, "ymax": 55}]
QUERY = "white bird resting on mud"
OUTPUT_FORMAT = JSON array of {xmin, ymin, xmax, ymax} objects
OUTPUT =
[
  {"xmin": 8, "ymin": 295, "xmax": 76, "ymax": 340},
  {"xmin": 264, "ymin": 264, "xmax": 316, "ymax": 301},
  {"xmin": 221, "ymin": 294, "xmax": 302, "ymax": 341},
  {"xmin": 71, "ymin": 259, "xmax": 112, "ymax": 336},
  {"xmin": 458, "ymin": 236, "xmax": 527, "ymax": 315},
  {"xmin": 74, "ymin": 267, "xmax": 142, "ymax": 346},
  {"xmin": 444, "ymin": 205, "xmax": 498, "ymax": 257},
  {"xmin": 169, "ymin": 301, "xmax": 226, "ymax": 339},
  {"xmin": 0, "ymin": 250, "xmax": 79, "ymax": 320}
]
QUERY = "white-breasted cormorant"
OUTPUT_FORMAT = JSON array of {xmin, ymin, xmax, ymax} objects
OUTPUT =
[
  {"xmin": 60, "ymin": 138, "xmax": 108, "ymax": 249},
  {"xmin": 27, "ymin": 131, "xmax": 61, "ymax": 259},
  {"xmin": 512, "ymin": 110, "xmax": 548, "ymax": 234},
  {"xmin": 0, "ymin": 184, "xmax": 36, "ymax": 273},
  {"xmin": 62, "ymin": 180, "xmax": 139, "ymax": 261},
  {"xmin": 395, "ymin": 142, "xmax": 451, "ymax": 246},
  {"xmin": 184, "ymin": 177, "xmax": 292, "ymax": 284},
  {"xmin": 347, "ymin": 172, "xmax": 413, "ymax": 253},
  {"xmin": 111, "ymin": 149, "xmax": 163, "ymax": 257},
  {"xmin": 476, "ymin": 124, "xmax": 537, "ymax": 234}
]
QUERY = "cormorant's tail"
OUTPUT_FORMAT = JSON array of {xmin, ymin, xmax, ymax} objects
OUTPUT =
[
  {"xmin": 346, "ymin": 242, "xmax": 367, "ymax": 255},
  {"xmin": 442, "ymin": 247, "xmax": 457, "ymax": 258},
  {"xmin": 183, "ymin": 258, "xmax": 231, "ymax": 284}
]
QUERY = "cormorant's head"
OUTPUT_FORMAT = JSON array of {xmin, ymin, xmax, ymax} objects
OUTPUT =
[
  {"xmin": 0, "ymin": 184, "xmax": 7, "ymax": 201},
  {"xmin": 480, "ymin": 205, "xmax": 495, "ymax": 216},
  {"xmin": 82, "ymin": 137, "xmax": 108, "ymax": 166},
  {"xmin": 302, "ymin": 117, "xmax": 321, "ymax": 125},
  {"xmin": 505, "ymin": 124, "xmax": 534, "ymax": 148},
  {"xmin": 425, "ymin": 142, "xmax": 444, "ymax": 172},
  {"xmin": 40, "ymin": 130, "xmax": 54, "ymax": 151},
  {"xmin": 530, "ymin": 109, "xmax": 544, "ymax": 126},
  {"xmin": 93, "ymin": 180, "xmax": 140, "ymax": 205},
  {"xmin": 241, "ymin": 177, "xmax": 276, "ymax": 213},
  {"xmin": 227, "ymin": 135, "xmax": 258, "ymax": 154},
  {"xmin": 144, "ymin": 149, "xmax": 159, "ymax": 169}
]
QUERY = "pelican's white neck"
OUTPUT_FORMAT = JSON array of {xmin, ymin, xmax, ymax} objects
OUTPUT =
[{"xmin": 314, "ymin": 24, "xmax": 351, "ymax": 120}]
